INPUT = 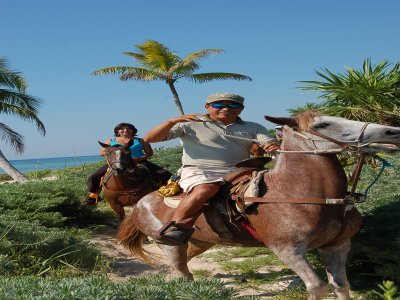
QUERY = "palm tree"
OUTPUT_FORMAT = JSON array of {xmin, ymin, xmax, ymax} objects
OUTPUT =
[
  {"xmin": 287, "ymin": 102, "xmax": 322, "ymax": 117},
  {"xmin": 0, "ymin": 57, "xmax": 45, "ymax": 183},
  {"xmin": 297, "ymin": 58, "xmax": 400, "ymax": 125},
  {"xmin": 92, "ymin": 40, "xmax": 252, "ymax": 115}
]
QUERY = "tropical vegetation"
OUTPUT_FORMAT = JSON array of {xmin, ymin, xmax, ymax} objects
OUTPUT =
[
  {"xmin": 292, "ymin": 58, "xmax": 400, "ymax": 125},
  {"xmin": 0, "ymin": 148, "xmax": 399, "ymax": 298},
  {"xmin": 0, "ymin": 57, "xmax": 45, "ymax": 182},
  {"xmin": 92, "ymin": 40, "xmax": 252, "ymax": 115}
]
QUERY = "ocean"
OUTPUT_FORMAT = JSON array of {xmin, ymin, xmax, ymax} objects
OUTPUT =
[{"xmin": 0, "ymin": 155, "xmax": 105, "ymax": 174}]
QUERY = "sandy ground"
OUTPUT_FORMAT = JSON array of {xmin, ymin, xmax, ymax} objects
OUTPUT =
[
  {"xmin": 89, "ymin": 218, "xmax": 307, "ymax": 299},
  {"xmin": 0, "ymin": 175, "xmax": 58, "ymax": 185}
]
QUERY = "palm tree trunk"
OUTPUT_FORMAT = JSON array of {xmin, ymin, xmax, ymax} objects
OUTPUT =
[
  {"xmin": 168, "ymin": 82, "xmax": 185, "ymax": 115},
  {"xmin": 0, "ymin": 150, "xmax": 28, "ymax": 183}
]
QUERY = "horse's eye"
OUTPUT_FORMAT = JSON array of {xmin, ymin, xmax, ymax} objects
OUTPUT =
[{"xmin": 314, "ymin": 123, "xmax": 330, "ymax": 129}]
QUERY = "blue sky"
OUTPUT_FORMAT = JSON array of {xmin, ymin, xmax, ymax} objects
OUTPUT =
[{"xmin": 2, "ymin": 0, "xmax": 400, "ymax": 160}]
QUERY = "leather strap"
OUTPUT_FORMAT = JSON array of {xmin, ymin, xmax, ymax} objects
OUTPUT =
[{"xmin": 232, "ymin": 195, "xmax": 346, "ymax": 205}]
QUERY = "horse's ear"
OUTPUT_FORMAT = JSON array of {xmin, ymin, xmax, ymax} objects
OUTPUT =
[
  {"xmin": 98, "ymin": 141, "xmax": 110, "ymax": 148},
  {"xmin": 265, "ymin": 116, "xmax": 298, "ymax": 128}
]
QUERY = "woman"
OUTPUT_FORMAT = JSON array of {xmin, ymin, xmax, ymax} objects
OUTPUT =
[{"xmin": 84, "ymin": 122, "xmax": 171, "ymax": 204}]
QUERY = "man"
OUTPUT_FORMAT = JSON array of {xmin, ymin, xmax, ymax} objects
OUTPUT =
[{"xmin": 144, "ymin": 92, "xmax": 280, "ymax": 245}]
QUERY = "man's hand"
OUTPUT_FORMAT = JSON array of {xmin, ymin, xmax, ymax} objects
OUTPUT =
[
  {"xmin": 145, "ymin": 113, "xmax": 204, "ymax": 143},
  {"xmin": 261, "ymin": 142, "xmax": 280, "ymax": 153},
  {"xmin": 170, "ymin": 113, "xmax": 204, "ymax": 124}
]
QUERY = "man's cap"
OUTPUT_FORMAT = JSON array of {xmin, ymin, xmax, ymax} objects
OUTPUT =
[{"xmin": 206, "ymin": 93, "xmax": 244, "ymax": 105}]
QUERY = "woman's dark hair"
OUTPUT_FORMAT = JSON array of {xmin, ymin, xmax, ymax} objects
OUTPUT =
[{"xmin": 114, "ymin": 123, "xmax": 138, "ymax": 137}]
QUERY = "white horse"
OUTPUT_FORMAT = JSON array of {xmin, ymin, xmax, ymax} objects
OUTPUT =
[{"xmin": 118, "ymin": 112, "xmax": 400, "ymax": 300}]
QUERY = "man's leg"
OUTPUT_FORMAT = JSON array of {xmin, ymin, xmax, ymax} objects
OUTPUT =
[
  {"xmin": 172, "ymin": 182, "xmax": 221, "ymax": 229},
  {"xmin": 85, "ymin": 164, "xmax": 108, "ymax": 204},
  {"xmin": 157, "ymin": 182, "xmax": 220, "ymax": 245}
]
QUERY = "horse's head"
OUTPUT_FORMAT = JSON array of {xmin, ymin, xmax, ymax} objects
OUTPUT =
[
  {"xmin": 265, "ymin": 111, "xmax": 400, "ymax": 153},
  {"xmin": 99, "ymin": 140, "xmax": 137, "ymax": 175}
]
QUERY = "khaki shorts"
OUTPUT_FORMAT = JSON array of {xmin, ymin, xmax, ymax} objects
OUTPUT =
[{"xmin": 179, "ymin": 166, "xmax": 236, "ymax": 193}]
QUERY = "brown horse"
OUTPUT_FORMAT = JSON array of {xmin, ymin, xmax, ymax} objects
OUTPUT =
[
  {"xmin": 99, "ymin": 141, "xmax": 157, "ymax": 219},
  {"xmin": 117, "ymin": 112, "xmax": 400, "ymax": 299}
]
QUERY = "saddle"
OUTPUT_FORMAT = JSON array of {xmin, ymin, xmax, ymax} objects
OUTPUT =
[{"xmin": 162, "ymin": 157, "xmax": 271, "ymax": 241}]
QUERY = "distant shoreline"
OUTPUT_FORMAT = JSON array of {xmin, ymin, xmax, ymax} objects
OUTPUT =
[
  {"xmin": 1, "ymin": 155, "xmax": 104, "ymax": 174},
  {"xmin": 9, "ymin": 154, "xmax": 101, "ymax": 162}
]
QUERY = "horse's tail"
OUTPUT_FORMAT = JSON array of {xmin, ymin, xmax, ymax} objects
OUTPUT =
[{"xmin": 117, "ymin": 213, "xmax": 153, "ymax": 263}]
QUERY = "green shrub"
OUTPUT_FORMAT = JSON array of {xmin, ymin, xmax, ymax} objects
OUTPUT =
[
  {"xmin": 0, "ymin": 275, "xmax": 239, "ymax": 300},
  {"xmin": 0, "ymin": 161, "xmax": 112, "ymax": 277},
  {"xmin": 150, "ymin": 146, "xmax": 183, "ymax": 173},
  {"xmin": 347, "ymin": 154, "xmax": 400, "ymax": 285},
  {"xmin": 372, "ymin": 281, "xmax": 399, "ymax": 300}
]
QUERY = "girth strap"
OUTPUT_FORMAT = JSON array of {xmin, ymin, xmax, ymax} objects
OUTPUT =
[{"xmin": 232, "ymin": 195, "xmax": 346, "ymax": 205}]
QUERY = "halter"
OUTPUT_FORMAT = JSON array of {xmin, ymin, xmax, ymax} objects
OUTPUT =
[
  {"xmin": 280, "ymin": 123, "xmax": 372, "ymax": 203},
  {"xmin": 102, "ymin": 145, "xmax": 150, "ymax": 197},
  {"xmin": 104, "ymin": 146, "xmax": 136, "ymax": 173},
  {"xmin": 238, "ymin": 122, "xmax": 374, "ymax": 206},
  {"xmin": 277, "ymin": 123, "xmax": 370, "ymax": 154}
]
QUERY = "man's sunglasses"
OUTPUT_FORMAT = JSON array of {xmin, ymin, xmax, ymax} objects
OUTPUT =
[{"xmin": 209, "ymin": 103, "xmax": 243, "ymax": 109}]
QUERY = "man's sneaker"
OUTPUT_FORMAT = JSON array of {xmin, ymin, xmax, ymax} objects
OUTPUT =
[{"xmin": 155, "ymin": 222, "xmax": 194, "ymax": 246}]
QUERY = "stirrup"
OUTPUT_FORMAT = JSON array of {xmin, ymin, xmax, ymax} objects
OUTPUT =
[
  {"xmin": 84, "ymin": 194, "xmax": 101, "ymax": 205},
  {"xmin": 155, "ymin": 221, "xmax": 194, "ymax": 246}
]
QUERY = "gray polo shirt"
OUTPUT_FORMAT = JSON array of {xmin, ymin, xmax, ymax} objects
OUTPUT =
[{"xmin": 166, "ymin": 115, "xmax": 273, "ymax": 167}]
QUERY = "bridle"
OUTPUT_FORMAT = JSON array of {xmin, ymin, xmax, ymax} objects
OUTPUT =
[
  {"xmin": 104, "ymin": 146, "xmax": 136, "ymax": 173},
  {"xmin": 102, "ymin": 147, "xmax": 152, "ymax": 198},
  {"xmin": 278, "ymin": 123, "xmax": 371, "ymax": 203},
  {"xmin": 277, "ymin": 123, "xmax": 370, "ymax": 154},
  {"xmin": 236, "ymin": 122, "xmax": 372, "ymax": 206}
]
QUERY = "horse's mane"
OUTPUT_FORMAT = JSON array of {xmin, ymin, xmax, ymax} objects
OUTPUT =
[{"xmin": 295, "ymin": 111, "xmax": 321, "ymax": 131}]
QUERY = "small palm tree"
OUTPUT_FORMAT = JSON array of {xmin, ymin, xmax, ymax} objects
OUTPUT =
[
  {"xmin": 287, "ymin": 102, "xmax": 322, "ymax": 117},
  {"xmin": 297, "ymin": 58, "xmax": 400, "ymax": 125},
  {"xmin": 92, "ymin": 40, "xmax": 252, "ymax": 115},
  {"xmin": 0, "ymin": 57, "xmax": 45, "ymax": 182}
]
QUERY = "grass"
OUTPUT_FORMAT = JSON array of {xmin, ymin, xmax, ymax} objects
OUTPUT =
[
  {"xmin": 0, "ymin": 147, "xmax": 399, "ymax": 298},
  {"xmin": 0, "ymin": 275, "xmax": 241, "ymax": 300}
]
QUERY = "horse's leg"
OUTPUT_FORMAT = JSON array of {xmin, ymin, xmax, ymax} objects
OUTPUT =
[
  {"xmin": 318, "ymin": 240, "xmax": 351, "ymax": 300},
  {"xmin": 157, "ymin": 243, "xmax": 193, "ymax": 280},
  {"xmin": 187, "ymin": 240, "xmax": 214, "ymax": 261},
  {"xmin": 270, "ymin": 245, "xmax": 328, "ymax": 300},
  {"xmin": 106, "ymin": 197, "xmax": 125, "ymax": 219}
]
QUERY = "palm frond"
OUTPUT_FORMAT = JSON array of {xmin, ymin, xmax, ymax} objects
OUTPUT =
[
  {"xmin": 0, "ymin": 122, "xmax": 24, "ymax": 153},
  {"xmin": 167, "ymin": 61, "xmax": 199, "ymax": 76},
  {"xmin": 167, "ymin": 49, "xmax": 224, "ymax": 76},
  {"xmin": 135, "ymin": 40, "xmax": 180, "ymax": 71},
  {"xmin": 297, "ymin": 58, "xmax": 400, "ymax": 125},
  {"xmin": 0, "ymin": 58, "xmax": 28, "ymax": 91},
  {"xmin": 120, "ymin": 68, "xmax": 166, "ymax": 81},
  {"xmin": 190, "ymin": 73, "xmax": 252, "ymax": 83},
  {"xmin": 287, "ymin": 102, "xmax": 322, "ymax": 117},
  {"xmin": 91, "ymin": 66, "xmax": 138, "ymax": 76},
  {"xmin": 0, "ymin": 94, "xmax": 45, "ymax": 135},
  {"xmin": 0, "ymin": 89, "xmax": 43, "ymax": 113},
  {"xmin": 0, "ymin": 57, "xmax": 46, "ymax": 154},
  {"xmin": 181, "ymin": 49, "xmax": 224, "ymax": 64},
  {"xmin": 123, "ymin": 51, "xmax": 146, "ymax": 61}
]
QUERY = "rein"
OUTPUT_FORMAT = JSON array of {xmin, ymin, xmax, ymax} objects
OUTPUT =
[
  {"xmin": 238, "ymin": 123, "xmax": 374, "ymax": 206},
  {"xmin": 276, "ymin": 124, "xmax": 370, "ymax": 154},
  {"xmin": 102, "ymin": 176, "xmax": 150, "ymax": 196},
  {"xmin": 102, "ymin": 146, "xmax": 150, "ymax": 196},
  {"xmin": 202, "ymin": 119, "xmax": 382, "ymax": 205}
]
